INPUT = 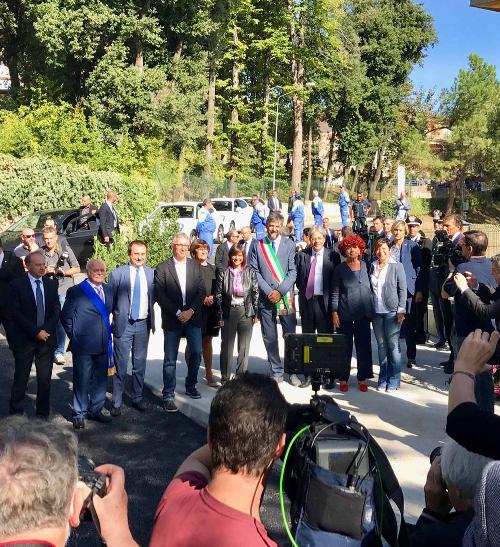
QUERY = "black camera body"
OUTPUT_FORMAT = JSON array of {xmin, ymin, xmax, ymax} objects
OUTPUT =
[
  {"xmin": 55, "ymin": 252, "xmax": 69, "ymax": 277},
  {"xmin": 432, "ymin": 231, "xmax": 466, "ymax": 268},
  {"xmin": 78, "ymin": 456, "xmax": 107, "ymax": 534}
]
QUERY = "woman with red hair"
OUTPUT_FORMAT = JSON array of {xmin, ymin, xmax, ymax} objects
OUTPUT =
[{"xmin": 330, "ymin": 234, "xmax": 374, "ymax": 391}]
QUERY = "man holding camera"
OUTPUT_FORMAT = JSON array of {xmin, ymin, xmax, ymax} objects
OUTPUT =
[
  {"xmin": 40, "ymin": 227, "xmax": 80, "ymax": 365},
  {"xmin": 150, "ymin": 372, "xmax": 286, "ymax": 546},
  {"xmin": 0, "ymin": 416, "xmax": 138, "ymax": 547}
]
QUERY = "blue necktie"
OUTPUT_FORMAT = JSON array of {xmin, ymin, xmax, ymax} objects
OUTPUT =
[
  {"xmin": 131, "ymin": 268, "xmax": 141, "ymax": 320},
  {"xmin": 35, "ymin": 279, "xmax": 45, "ymax": 328},
  {"xmin": 272, "ymin": 241, "xmax": 276, "ymax": 253}
]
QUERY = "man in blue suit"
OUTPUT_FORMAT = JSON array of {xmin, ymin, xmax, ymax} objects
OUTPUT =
[
  {"xmin": 108, "ymin": 240, "xmax": 155, "ymax": 416},
  {"xmin": 250, "ymin": 211, "xmax": 297, "ymax": 383},
  {"xmin": 62, "ymin": 259, "xmax": 113, "ymax": 429}
]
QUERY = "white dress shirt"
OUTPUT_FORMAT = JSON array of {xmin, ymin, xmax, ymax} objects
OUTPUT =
[
  {"xmin": 370, "ymin": 260, "xmax": 391, "ymax": 314},
  {"xmin": 312, "ymin": 249, "xmax": 324, "ymax": 295},
  {"xmin": 129, "ymin": 265, "xmax": 149, "ymax": 319},
  {"xmin": 87, "ymin": 280, "xmax": 105, "ymax": 303},
  {"xmin": 173, "ymin": 257, "xmax": 187, "ymax": 307},
  {"xmin": 271, "ymin": 235, "xmax": 281, "ymax": 254},
  {"xmin": 0, "ymin": 251, "xmax": 4, "ymax": 268},
  {"xmin": 28, "ymin": 273, "xmax": 45, "ymax": 307},
  {"xmin": 106, "ymin": 200, "xmax": 118, "ymax": 228}
]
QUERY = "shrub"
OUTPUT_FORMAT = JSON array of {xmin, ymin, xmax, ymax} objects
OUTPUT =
[
  {"xmin": 0, "ymin": 153, "xmax": 157, "ymax": 223},
  {"xmin": 91, "ymin": 212, "xmax": 179, "ymax": 276}
]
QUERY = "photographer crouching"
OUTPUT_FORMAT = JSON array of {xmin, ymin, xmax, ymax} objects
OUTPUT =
[
  {"xmin": 40, "ymin": 227, "xmax": 80, "ymax": 366},
  {"xmin": 0, "ymin": 417, "xmax": 138, "ymax": 547}
]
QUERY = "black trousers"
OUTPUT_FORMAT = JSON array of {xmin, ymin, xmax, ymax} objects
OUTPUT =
[
  {"xmin": 10, "ymin": 343, "xmax": 54, "ymax": 417},
  {"xmin": 440, "ymin": 297, "xmax": 455, "ymax": 362},
  {"xmin": 401, "ymin": 294, "xmax": 417, "ymax": 361},
  {"xmin": 301, "ymin": 296, "xmax": 332, "ymax": 334},
  {"xmin": 415, "ymin": 290, "xmax": 429, "ymax": 343}
]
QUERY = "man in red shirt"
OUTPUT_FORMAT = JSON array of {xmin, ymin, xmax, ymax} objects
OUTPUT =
[{"xmin": 150, "ymin": 372, "xmax": 288, "ymax": 546}]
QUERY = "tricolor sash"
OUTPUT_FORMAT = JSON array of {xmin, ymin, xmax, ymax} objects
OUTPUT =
[
  {"xmin": 78, "ymin": 279, "xmax": 115, "ymax": 376},
  {"xmin": 259, "ymin": 238, "xmax": 295, "ymax": 316}
]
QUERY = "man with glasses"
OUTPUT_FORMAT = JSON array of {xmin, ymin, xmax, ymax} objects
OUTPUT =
[
  {"xmin": 14, "ymin": 229, "xmax": 39, "ymax": 269},
  {"xmin": 154, "ymin": 233, "xmax": 205, "ymax": 412}
]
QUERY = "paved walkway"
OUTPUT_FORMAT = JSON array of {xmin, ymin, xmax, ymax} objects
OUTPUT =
[{"xmin": 144, "ymin": 305, "xmax": 453, "ymax": 522}]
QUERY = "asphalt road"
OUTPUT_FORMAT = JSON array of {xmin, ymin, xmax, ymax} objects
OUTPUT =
[{"xmin": 0, "ymin": 336, "xmax": 291, "ymax": 546}]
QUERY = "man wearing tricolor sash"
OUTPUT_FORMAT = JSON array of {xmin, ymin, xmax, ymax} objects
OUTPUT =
[
  {"xmin": 62, "ymin": 259, "xmax": 114, "ymax": 430},
  {"xmin": 249, "ymin": 211, "xmax": 297, "ymax": 384}
]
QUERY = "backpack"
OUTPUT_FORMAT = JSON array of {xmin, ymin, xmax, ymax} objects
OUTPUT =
[{"xmin": 284, "ymin": 396, "xmax": 409, "ymax": 546}]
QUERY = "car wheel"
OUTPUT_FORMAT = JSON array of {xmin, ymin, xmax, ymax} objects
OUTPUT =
[{"xmin": 217, "ymin": 225, "xmax": 224, "ymax": 243}]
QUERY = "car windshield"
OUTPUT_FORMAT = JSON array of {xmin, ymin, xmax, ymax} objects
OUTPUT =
[
  {"xmin": 212, "ymin": 201, "xmax": 233, "ymax": 212},
  {"xmin": 162, "ymin": 205, "xmax": 195, "ymax": 218},
  {"xmin": 6, "ymin": 211, "xmax": 69, "ymax": 232}
]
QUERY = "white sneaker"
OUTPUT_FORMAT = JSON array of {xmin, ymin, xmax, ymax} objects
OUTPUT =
[
  {"xmin": 54, "ymin": 354, "xmax": 66, "ymax": 365},
  {"xmin": 289, "ymin": 374, "xmax": 302, "ymax": 387}
]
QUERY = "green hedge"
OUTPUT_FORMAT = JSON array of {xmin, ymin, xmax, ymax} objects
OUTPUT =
[
  {"xmin": 0, "ymin": 153, "xmax": 158, "ymax": 223},
  {"xmin": 379, "ymin": 197, "xmax": 450, "ymax": 218}
]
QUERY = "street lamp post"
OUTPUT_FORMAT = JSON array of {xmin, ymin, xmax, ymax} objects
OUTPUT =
[{"xmin": 272, "ymin": 82, "xmax": 315, "ymax": 192}]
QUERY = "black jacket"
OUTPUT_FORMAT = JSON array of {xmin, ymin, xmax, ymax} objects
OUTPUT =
[
  {"xmin": 0, "ymin": 251, "xmax": 24, "ymax": 314},
  {"xmin": 154, "ymin": 258, "xmax": 205, "ymax": 330},
  {"xmin": 97, "ymin": 202, "xmax": 120, "ymax": 241},
  {"xmin": 295, "ymin": 248, "xmax": 340, "ymax": 314},
  {"xmin": 215, "ymin": 267, "xmax": 259, "ymax": 321},
  {"xmin": 409, "ymin": 508, "xmax": 473, "ymax": 547},
  {"xmin": 7, "ymin": 275, "xmax": 60, "ymax": 351},
  {"xmin": 214, "ymin": 242, "xmax": 232, "ymax": 276}
]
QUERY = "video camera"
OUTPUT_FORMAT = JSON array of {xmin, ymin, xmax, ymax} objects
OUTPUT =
[
  {"xmin": 432, "ymin": 231, "xmax": 466, "ymax": 268},
  {"xmin": 78, "ymin": 456, "xmax": 107, "ymax": 538}
]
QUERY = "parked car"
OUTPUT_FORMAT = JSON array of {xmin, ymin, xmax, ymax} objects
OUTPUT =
[
  {"xmin": 210, "ymin": 197, "xmax": 253, "ymax": 236},
  {"xmin": 139, "ymin": 202, "xmax": 203, "ymax": 241},
  {"xmin": 0, "ymin": 208, "xmax": 97, "ymax": 266}
]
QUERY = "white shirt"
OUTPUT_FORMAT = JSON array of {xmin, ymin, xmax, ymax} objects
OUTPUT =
[
  {"xmin": 129, "ymin": 265, "xmax": 149, "ymax": 320},
  {"xmin": 242, "ymin": 239, "xmax": 252, "ymax": 256},
  {"xmin": 272, "ymin": 197, "xmax": 279, "ymax": 210},
  {"xmin": 370, "ymin": 260, "xmax": 391, "ymax": 314},
  {"xmin": 410, "ymin": 233, "xmax": 422, "ymax": 243},
  {"xmin": 312, "ymin": 249, "xmax": 324, "ymax": 295},
  {"xmin": 28, "ymin": 273, "xmax": 45, "ymax": 308},
  {"xmin": 451, "ymin": 231, "xmax": 463, "ymax": 243},
  {"xmin": 173, "ymin": 257, "xmax": 187, "ymax": 307},
  {"xmin": 0, "ymin": 251, "xmax": 4, "ymax": 268},
  {"xmin": 270, "ymin": 235, "xmax": 281, "ymax": 254},
  {"xmin": 87, "ymin": 280, "xmax": 105, "ymax": 303},
  {"xmin": 106, "ymin": 200, "xmax": 118, "ymax": 228}
]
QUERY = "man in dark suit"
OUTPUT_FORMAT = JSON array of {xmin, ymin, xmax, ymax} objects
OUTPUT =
[
  {"xmin": 0, "ymin": 238, "xmax": 24, "ymax": 339},
  {"xmin": 267, "ymin": 190, "xmax": 282, "ymax": 212},
  {"xmin": 7, "ymin": 251, "xmax": 60, "ymax": 418},
  {"xmin": 322, "ymin": 217, "xmax": 338, "ymax": 250},
  {"xmin": 249, "ymin": 211, "xmax": 297, "ymax": 384},
  {"xmin": 61, "ymin": 259, "xmax": 113, "ymax": 429},
  {"xmin": 155, "ymin": 233, "xmax": 206, "ymax": 412},
  {"xmin": 108, "ymin": 240, "xmax": 155, "ymax": 416},
  {"xmin": 97, "ymin": 191, "xmax": 120, "ymax": 247},
  {"xmin": 239, "ymin": 226, "xmax": 256, "ymax": 261},
  {"xmin": 214, "ymin": 229, "xmax": 240, "ymax": 276},
  {"xmin": 77, "ymin": 194, "xmax": 97, "ymax": 230}
]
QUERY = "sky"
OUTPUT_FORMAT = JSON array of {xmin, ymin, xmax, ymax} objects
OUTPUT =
[{"xmin": 410, "ymin": 0, "xmax": 500, "ymax": 96}]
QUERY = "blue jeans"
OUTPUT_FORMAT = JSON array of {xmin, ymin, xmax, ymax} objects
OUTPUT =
[
  {"xmin": 112, "ymin": 319, "xmax": 150, "ymax": 407},
  {"xmin": 55, "ymin": 293, "xmax": 67, "ymax": 357},
  {"xmin": 373, "ymin": 313, "xmax": 402, "ymax": 389},
  {"xmin": 162, "ymin": 324, "xmax": 202, "ymax": 400},
  {"xmin": 72, "ymin": 353, "xmax": 108, "ymax": 418}
]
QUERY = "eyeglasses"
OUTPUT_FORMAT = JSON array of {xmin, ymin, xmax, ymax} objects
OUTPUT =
[
  {"xmin": 24, "ymin": 234, "xmax": 36, "ymax": 238},
  {"xmin": 174, "ymin": 243, "xmax": 189, "ymax": 248}
]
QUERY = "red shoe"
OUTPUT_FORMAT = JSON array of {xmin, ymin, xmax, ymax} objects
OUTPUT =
[
  {"xmin": 358, "ymin": 382, "xmax": 368, "ymax": 392},
  {"xmin": 339, "ymin": 383, "xmax": 349, "ymax": 392}
]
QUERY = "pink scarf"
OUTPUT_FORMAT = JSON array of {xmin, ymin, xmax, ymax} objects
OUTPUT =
[{"xmin": 229, "ymin": 266, "xmax": 244, "ymax": 296}]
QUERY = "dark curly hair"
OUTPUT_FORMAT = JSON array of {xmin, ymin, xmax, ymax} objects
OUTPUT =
[{"xmin": 338, "ymin": 234, "xmax": 366, "ymax": 257}]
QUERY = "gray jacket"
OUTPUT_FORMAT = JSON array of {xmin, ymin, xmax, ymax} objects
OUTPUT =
[
  {"xmin": 369, "ymin": 261, "xmax": 407, "ymax": 313},
  {"xmin": 330, "ymin": 261, "xmax": 373, "ymax": 321}
]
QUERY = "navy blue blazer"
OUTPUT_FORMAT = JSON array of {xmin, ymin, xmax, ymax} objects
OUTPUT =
[
  {"xmin": 392, "ymin": 239, "xmax": 424, "ymax": 296},
  {"xmin": 108, "ymin": 264, "xmax": 155, "ymax": 337},
  {"xmin": 61, "ymin": 282, "xmax": 113, "ymax": 355}
]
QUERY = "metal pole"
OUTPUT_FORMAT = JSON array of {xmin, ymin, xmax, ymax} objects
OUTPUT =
[{"xmin": 272, "ymin": 98, "xmax": 280, "ymax": 191}]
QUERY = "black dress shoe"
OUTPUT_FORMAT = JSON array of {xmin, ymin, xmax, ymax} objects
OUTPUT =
[
  {"xmin": 162, "ymin": 399, "xmax": 178, "ymax": 413},
  {"xmin": 407, "ymin": 359, "xmax": 416, "ymax": 369},
  {"xmin": 110, "ymin": 406, "xmax": 121, "ymax": 417},
  {"xmin": 36, "ymin": 413, "xmax": 50, "ymax": 421},
  {"xmin": 185, "ymin": 388, "xmax": 202, "ymax": 399},
  {"xmin": 132, "ymin": 400, "xmax": 147, "ymax": 412},
  {"xmin": 434, "ymin": 339, "xmax": 447, "ymax": 350},
  {"xmin": 73, "ymin": 418, "xmax": 85, "ymax": 429},
  {"xmin": 323, "ymin": 381, "xmax": 335, "ymax": 390},
  {"xmin": 88, "ymin": 411, "xmax": 112, "ymax": 424},
  {"xmin": 443, "ymin": 364, "xmax": 454, "ymax": 375}
]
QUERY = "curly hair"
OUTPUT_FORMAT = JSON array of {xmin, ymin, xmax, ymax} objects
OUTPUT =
[{"xmin": 338, "ymin": 234, "xmax": 366, "ymax": 257}]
